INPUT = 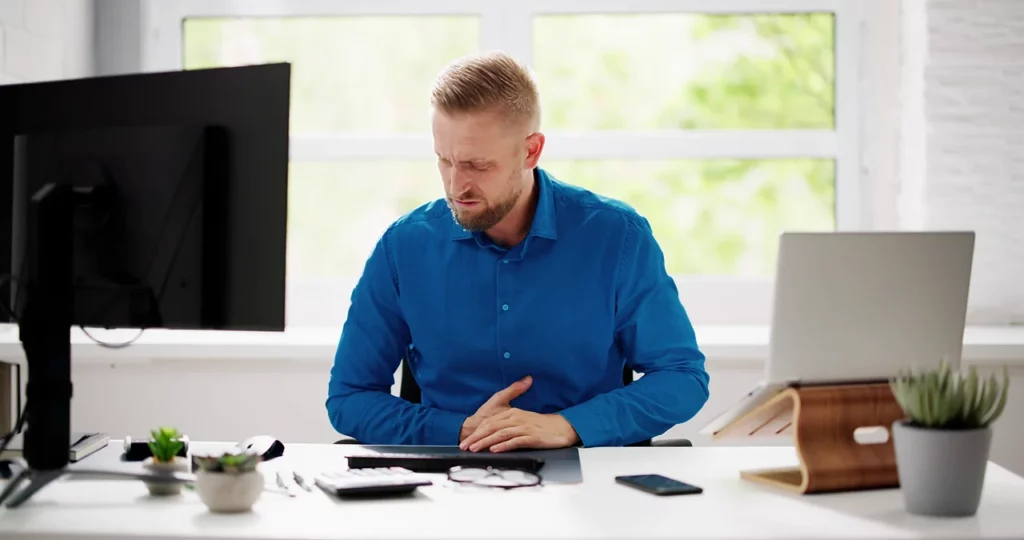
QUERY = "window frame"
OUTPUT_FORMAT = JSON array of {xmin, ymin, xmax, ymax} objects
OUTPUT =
[{"xmin": 141, "ymin": 0, "xmax": 863, "ymax": 326}]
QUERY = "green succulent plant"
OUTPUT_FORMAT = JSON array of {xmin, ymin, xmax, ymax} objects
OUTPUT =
[
  {"xmin": 147, "ymin": 426, "xmax": 184, "ymax": 463},
  {"xmin": 890, "ymin": 359, "xmax": 1010, "ymax": 429},
  {"xmin": 194, "ymin": 451, "xmax": 262, "ymax": 474}
]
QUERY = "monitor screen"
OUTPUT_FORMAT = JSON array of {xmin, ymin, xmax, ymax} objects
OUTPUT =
[{"xmin": 0, "ymin": 63, "xmax": 290, "ymax": 332}]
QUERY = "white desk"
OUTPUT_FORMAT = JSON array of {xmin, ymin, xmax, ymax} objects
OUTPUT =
[{"xmin": 2, "ymin": 441, "xmax": 1024, "ymax": 540}]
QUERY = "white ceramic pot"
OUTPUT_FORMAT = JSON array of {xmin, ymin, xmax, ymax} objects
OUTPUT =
[
  {"xmin": 143, "ymin": 457, "xmax": 189, "ymax": 496},
  {"xmin": 195, "ymin": 470, "xmax": 264, "ymax": 513}
]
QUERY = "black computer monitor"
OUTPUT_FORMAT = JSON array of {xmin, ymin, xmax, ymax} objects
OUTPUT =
[{"xmin": 0, "ymin": 63, "xmax": 290, "ymax": 504}]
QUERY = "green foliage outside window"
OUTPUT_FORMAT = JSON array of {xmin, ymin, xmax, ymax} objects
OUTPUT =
[{"xmin": 183, "ymin": 13, "xmax": 835, "ymax": 279}]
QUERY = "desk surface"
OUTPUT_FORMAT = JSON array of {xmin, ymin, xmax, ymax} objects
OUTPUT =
[{"xmin": 2, "ymin": 441, "xmax": 1024, "ymax": 540}]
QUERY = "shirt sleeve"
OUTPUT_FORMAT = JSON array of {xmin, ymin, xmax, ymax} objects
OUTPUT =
[
  {"xmin": 326, "ymin": 228, "xmax": 467, "ymax": 445},
  {"xmin": 558, "ymin": 214, "xmax": 710, "ymax": 447}
]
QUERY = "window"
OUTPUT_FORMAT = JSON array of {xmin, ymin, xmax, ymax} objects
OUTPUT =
[{"xmin": 149, "ymin": 0, "xmax": 858, "ymax": 327}]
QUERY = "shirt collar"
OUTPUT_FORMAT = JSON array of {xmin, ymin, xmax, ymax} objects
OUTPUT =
[{"xmin": 449, "ymin": 167, "xmax": 558, "ymax": 241}]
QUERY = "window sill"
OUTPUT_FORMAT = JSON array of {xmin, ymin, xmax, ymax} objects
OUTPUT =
[{"xmin": 1, "ymin": 324, "xmax": 1023, "ymax": 367}]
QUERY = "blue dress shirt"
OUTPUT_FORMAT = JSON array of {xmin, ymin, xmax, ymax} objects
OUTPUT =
[{"xmin": 327, "ymin": 167, "xmax": 710, "ymax": 447}]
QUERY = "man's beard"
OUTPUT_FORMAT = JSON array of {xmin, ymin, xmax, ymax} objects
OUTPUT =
[{"xmin": 447, "ymin": 172, "xmax": 523, "ymax": 232}]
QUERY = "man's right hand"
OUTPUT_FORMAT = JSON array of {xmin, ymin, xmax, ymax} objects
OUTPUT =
[{"xmin": 459, "ymin": 376, "xmax": 532, "ymax": 445}]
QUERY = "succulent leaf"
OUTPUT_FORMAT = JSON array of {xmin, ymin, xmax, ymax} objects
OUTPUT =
[
  {"xmin": 890, "ymin": 361, "xmax": 1010, "ymax": 430},
  {"xmin": 146, "ymin": 426, "xmax": 183, "ymax": 463}
]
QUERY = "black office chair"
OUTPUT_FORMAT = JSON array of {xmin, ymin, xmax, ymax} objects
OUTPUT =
[{"xmin": 335, "ymin": 357, "xmax": 693, "ymax": 447}]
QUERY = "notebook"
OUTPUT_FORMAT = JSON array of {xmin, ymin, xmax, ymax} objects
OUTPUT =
[{"xmin": 1, "ymin": 431, "xmax": 109, "ymax": 462}]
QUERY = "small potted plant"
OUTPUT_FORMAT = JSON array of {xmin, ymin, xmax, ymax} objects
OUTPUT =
[
  {"xmin": 890, "ymin": 360, "xmax": 1010, "ymax": 516},
  {"xmin": 143, "ymin": 426, "xmax": 188, "ymax": 496},
  {"xmin": 193, "ymin": 452, "xmax": 264, "ymax": 513}
]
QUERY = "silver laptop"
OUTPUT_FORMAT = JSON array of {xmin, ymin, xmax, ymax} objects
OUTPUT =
[{"xmin": 700, "ymin": 231, "xmax": 975, "ymax": 436}]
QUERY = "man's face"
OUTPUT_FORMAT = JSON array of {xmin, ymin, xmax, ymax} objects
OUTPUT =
[{"xmin": 432, "ymin": 108, "xmax": 528, "ymax": 232}]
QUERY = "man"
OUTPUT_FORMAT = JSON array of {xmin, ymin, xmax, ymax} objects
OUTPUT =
[{"xmin": 326, "ymin": 51, "xmax": 709, "ymax": 452}]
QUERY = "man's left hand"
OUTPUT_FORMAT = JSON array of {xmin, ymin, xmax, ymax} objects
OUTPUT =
[{"xmin": 459, "ymin": 409, "xmax": 579, "ymax": 453}]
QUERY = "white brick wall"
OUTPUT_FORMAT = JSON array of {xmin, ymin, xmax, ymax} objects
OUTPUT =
[
  {"xmin": 0, "ymin": 0, "xmax": 93, "ymax": 84},
  {"xmin": 911, "ymin": 0, "xmax": 1024, "ymax": 324}
]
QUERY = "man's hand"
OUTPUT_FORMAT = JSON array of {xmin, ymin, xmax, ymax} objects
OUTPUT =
[
  {"xmin": 460, "ymin": 409, "xmax": 580, "ymax": 453},
  {"xmin": 459, "ymin": 376, "xmax": 533, "ymax": 443}
]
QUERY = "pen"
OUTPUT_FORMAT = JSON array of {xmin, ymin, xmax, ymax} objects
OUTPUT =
[
  {"xmin": 276, "ymin": 470, "xmax": 299, "ymax": 497},
  {"xmin": 292, "ymin": 470, "xmax": 314, "ymax": 491}
]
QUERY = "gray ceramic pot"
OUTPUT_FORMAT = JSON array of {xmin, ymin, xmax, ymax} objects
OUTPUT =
[{"xmin": 891, "ymin": 420, "xmax": 991, "ymax": 517}]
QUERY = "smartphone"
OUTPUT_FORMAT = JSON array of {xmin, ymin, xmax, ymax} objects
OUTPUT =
[{"xmin": 615, "ymin": 474, "xmax": 703, "ymax": 496}]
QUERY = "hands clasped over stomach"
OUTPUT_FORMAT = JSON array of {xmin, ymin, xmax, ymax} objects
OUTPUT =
[{"xmin": 458, "ymin": 375, "xmax": 580, "ymax": 453}]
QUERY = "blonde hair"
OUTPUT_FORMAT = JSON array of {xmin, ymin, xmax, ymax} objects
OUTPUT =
[{"xmin": 430, "ymin": 51, "xmax": 540, "ymax": 130}]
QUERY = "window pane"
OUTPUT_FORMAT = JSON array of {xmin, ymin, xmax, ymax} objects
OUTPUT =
[
  {"xmin": 285, "ymin": 160, "xmax": 441, "ymax": 327},
  {"xmin": 533, "ymin": 13, "xmax": 834, "ymax": 130},
  {"xmin": 182, "ymin": 17, "xmax": 478, "ymax": 133},
  {"xmin": 287, "ymin": 161, "xmax": 442, "ymax": 280},
  {"xmin": 542, "ymin": 160, "xmax": 834, "ymax": 276}
]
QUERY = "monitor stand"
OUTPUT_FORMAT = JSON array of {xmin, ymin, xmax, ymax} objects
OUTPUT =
[
  {"xmin": 0, "ymin": 465, "xmax": 194, "ymax": 508},
  {"xmin": 0, "ymin": 184, "xmax": 192, "ymax": 509}
]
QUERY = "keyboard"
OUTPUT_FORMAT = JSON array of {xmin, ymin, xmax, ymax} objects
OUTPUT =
[
  {"xmin": 345, "ymin": 452, "xmax": 545, "ymax": 473},
  {"xmin": 314, "ymin": 467, "xmax": 432, "ymax": 497}
]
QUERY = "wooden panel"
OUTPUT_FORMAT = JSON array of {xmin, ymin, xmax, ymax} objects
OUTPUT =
[{"xmin": 714, "ymin": 383, "xmax": 904, "ymax": 494}]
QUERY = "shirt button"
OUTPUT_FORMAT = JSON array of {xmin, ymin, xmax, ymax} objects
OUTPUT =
[
  {"xmin": 503, "ymin": 352, "xmax": 511, "ymax": 359},
  {"xmin": 502, "ymin": 259, "xmax": 509, "ymax": 264},
  {"xmin": 502, "ymin": 304, "xmax": 509, "ymax": 311}
]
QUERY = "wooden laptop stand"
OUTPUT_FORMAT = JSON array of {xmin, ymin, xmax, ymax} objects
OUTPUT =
[{"xmin": 712, "ymin": 383, "xmax": 904, "ymax": 494}]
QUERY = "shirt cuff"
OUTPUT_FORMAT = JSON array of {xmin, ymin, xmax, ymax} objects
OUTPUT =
[
  {"xmin": 428, "ymin": 409, "xmax": 470, "ymax": 446},
  {"xmin": 557, "ymin": 405, "xmax": 605, "ymax": 447}
]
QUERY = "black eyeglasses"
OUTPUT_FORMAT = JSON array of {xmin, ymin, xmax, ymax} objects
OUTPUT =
[{"xmin": 446, "ymin": 466, "xmax": 541, "ymax": 489}]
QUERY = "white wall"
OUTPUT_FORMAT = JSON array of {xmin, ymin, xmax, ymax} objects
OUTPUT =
[
  {"xmin": 860, "ymin": 0, "xmax": 904, "ymax": 232},
  {"xmin": 902, "ymin": 0, "xmax": 1024, "ymax": 325},
  {"xmin": 94, "ymin": 0, "xmax": 138, "ymax": 76},
  {"xmin": 0, "ymin": 0, "xmax": 94, "ymax": 84},
  {"xmin": 65, "ymin": 356, "xmax": 1024, "ymax": 477}
]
